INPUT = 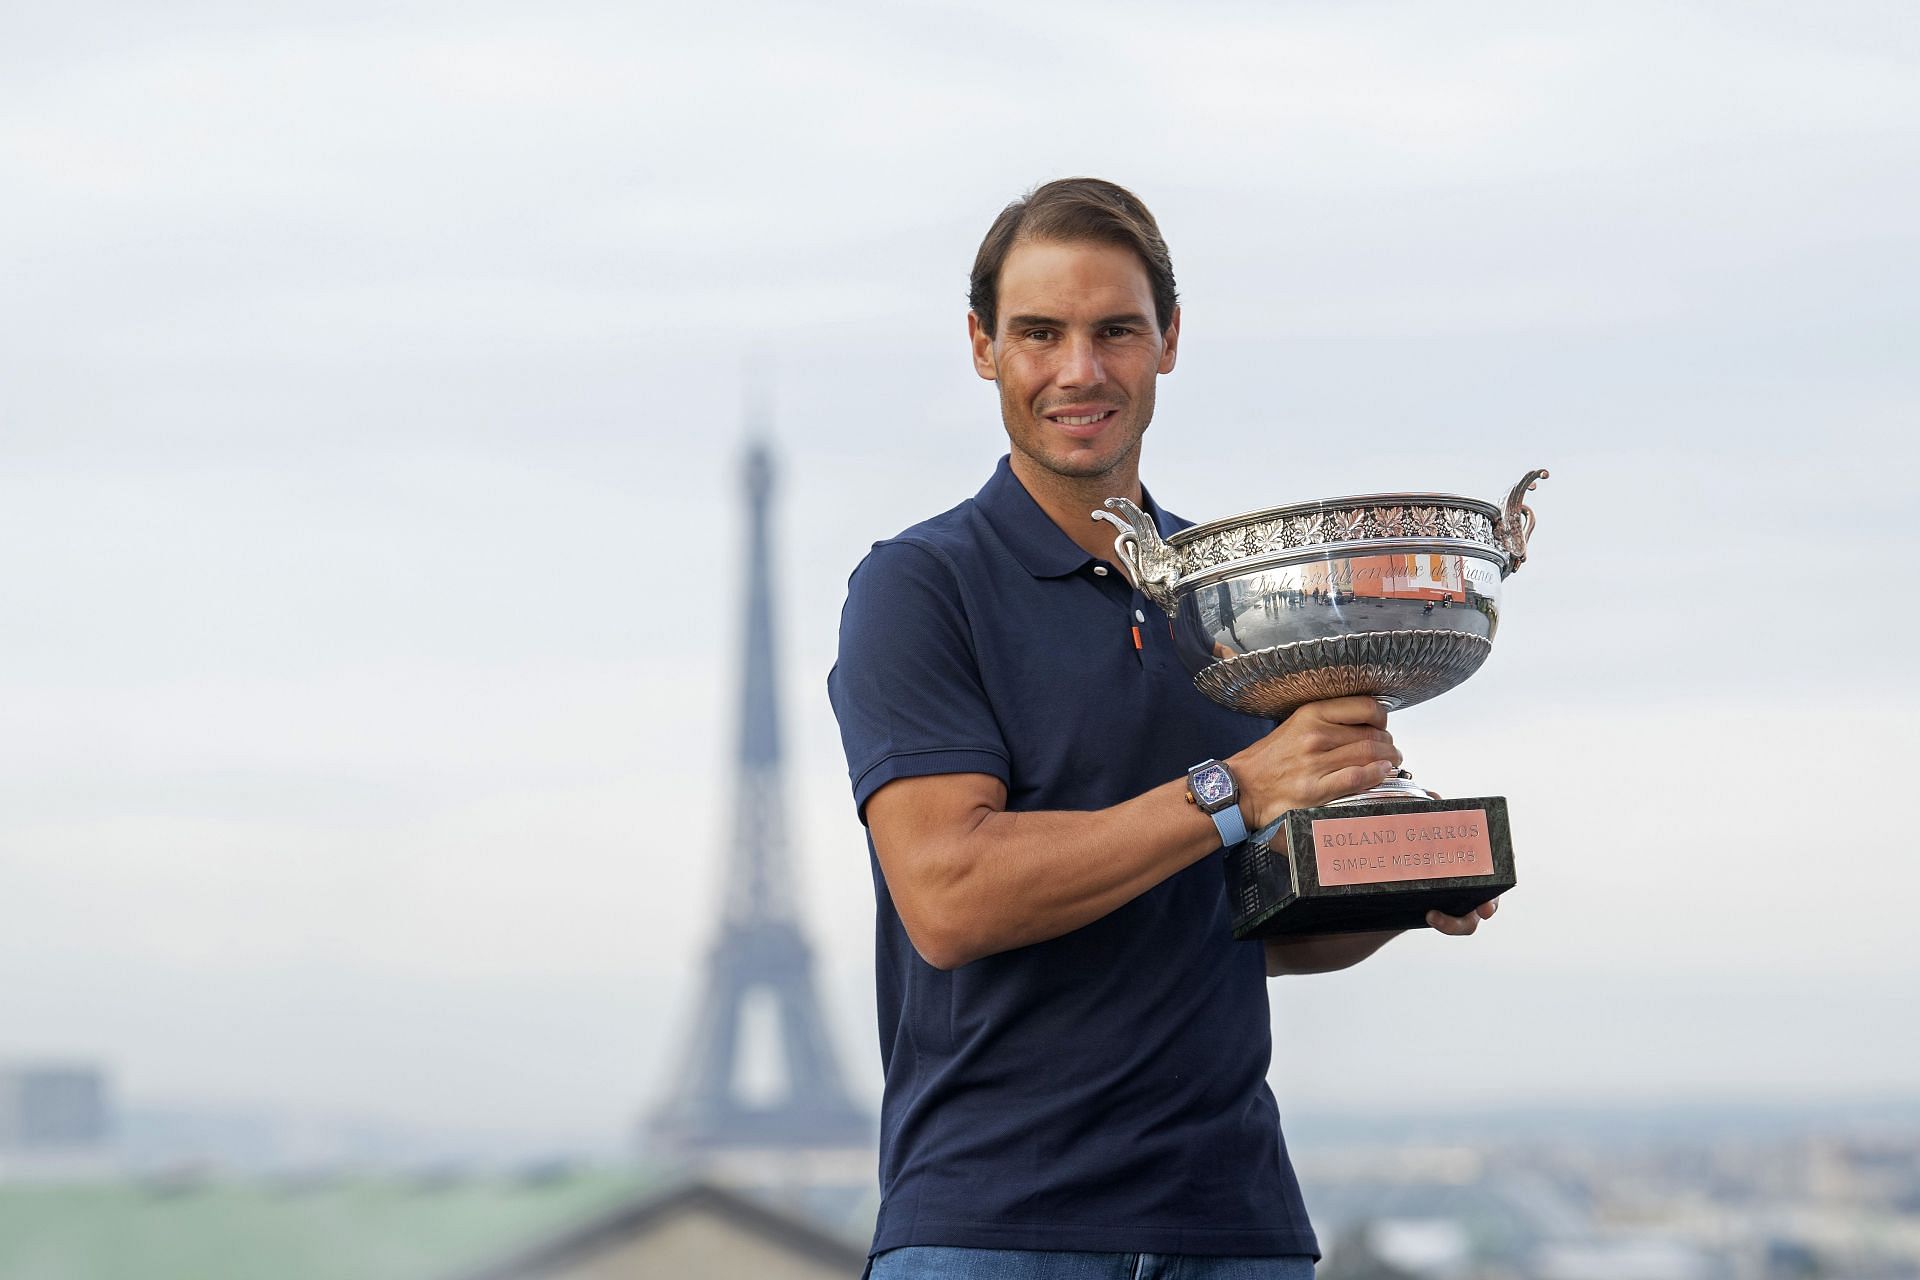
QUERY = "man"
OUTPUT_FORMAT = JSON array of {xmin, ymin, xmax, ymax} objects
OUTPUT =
[{"xmin": 829, "ymin": 178, "xmax": 1496, "ymax": 1279}]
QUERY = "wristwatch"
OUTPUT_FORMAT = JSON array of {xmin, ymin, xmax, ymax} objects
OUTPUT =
[{"xmin": 1185, "ymin": 758, "xmax": 1248, "ymax": 847}]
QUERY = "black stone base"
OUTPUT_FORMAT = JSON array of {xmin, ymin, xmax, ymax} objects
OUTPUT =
[{"xmin": 1225, "ymin": 796, "xmax": 1515, "ymax": 940}]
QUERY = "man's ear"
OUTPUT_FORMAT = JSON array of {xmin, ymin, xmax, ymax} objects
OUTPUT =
[
  {"xmin": 1158, "ymin": 305, "xmax": 1181, "ymax": 375},
  {"xmin": 968, "ymin": 311, "xmax": 998, "ymax": 381}
]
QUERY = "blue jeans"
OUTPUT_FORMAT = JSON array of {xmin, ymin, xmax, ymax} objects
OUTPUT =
[{"xmin": 867, "ymin": 1248, "xmax": 1314, "ymax": 1279}]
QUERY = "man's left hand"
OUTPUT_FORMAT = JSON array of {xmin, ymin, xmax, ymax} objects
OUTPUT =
[{"xmin": 1426, "ymin": 897, "xmax": 1499, "ymax": 936}]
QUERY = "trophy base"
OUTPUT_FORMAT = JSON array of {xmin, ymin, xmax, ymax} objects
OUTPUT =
[{"xmin": 1226, "ymin": 796, "xmax": 1515, "ymax": 940}]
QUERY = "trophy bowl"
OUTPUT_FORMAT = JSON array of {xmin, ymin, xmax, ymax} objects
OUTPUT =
[{"xmin": 1092, "ymin": 470, "xmax": 1547, "ymax": 937}]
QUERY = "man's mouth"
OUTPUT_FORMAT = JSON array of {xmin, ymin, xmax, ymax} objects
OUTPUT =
[{"xmin": 1044, "ymin": 407, "xmax": 1119, "ymax": 431}]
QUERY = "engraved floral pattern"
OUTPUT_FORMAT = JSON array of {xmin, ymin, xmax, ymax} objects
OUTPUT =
[{"xmin": 1172, "ymin": 495, "xmax": 1506, "ymax": 579}]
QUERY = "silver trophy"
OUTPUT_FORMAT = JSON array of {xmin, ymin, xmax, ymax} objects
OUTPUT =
[{"xmin": 1093, "ymin": 470, "xmax": 1548, "ymax": 938}]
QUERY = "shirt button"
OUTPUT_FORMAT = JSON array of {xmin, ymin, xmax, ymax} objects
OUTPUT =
[
  {"xmin": 1092, "ymin": 565, "xmax": 1109, "ymax": 576},
  {"xmin": 1134, "ymin": 609, "xmax": 1145, "ymax": 622}
]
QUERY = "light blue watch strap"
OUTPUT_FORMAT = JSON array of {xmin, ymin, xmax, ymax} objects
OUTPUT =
[{"xmin": 1211, "ymin": 802, "xmax": 1248, "ymax": 847}]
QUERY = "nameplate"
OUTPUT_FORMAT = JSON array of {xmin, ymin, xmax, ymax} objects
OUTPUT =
[{"xmin": 1311, "ymin": 809, "xmax": 1496, "ymax": 885}]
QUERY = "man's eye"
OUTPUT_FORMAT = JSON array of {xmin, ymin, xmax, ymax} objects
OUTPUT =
[
  {"xmin": 1025, "ymin": 329, "xmax": 1055, "ymax": 341},
  {"xmin": 1104, "ymin": 326, "xmax": 1136, "ymax": 338}
]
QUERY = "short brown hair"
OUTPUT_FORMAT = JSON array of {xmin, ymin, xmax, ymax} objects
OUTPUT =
[{"xmin": 968, "ymin": 177, "xmax": 1178, "ymax": 337}]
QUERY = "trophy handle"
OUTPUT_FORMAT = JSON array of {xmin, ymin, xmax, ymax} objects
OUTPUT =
[
  {"xmin": 1091, "ymin": 498, "xmax": 1182, "ymax": 614},
  {"xmin": 1496, "ymin": 468, "xmax": 1550, "ymax": 572}
]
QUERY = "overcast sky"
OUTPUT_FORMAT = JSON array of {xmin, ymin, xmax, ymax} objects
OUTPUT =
[{"xmin": 3, "ymin": 0, "xmax": 1916, "ymax": 1153}]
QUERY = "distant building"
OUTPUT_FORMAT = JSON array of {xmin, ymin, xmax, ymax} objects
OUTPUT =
[
  {"xmin": 450, "ymin": 1180, "xmax": 868, "ymax": 1280},
  {"xmin": 0, "ymin": 1063, "xmax": 113, "ymax": 1177},
  {"xmin": 0, "ymin": 1170, "xmax": 867, "ymax": 1280}
]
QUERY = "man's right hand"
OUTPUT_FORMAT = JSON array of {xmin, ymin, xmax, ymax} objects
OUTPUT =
[{"xmin": 1228, "ymin": 696, "xmax": 1401, "ymax": 829}]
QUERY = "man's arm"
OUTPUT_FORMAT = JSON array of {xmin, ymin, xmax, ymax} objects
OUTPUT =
[
  {"xmin": 1262, "ymin": 899, "xmax": 1501, "ymax": 976},
  {"xmin": 866, "ymin": 696, "xmax": 1403, "ymax": 970}
]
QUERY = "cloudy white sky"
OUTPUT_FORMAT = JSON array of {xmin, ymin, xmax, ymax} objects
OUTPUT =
[{"xmin": 3, "ymin": 0, "xmax": 1916, "ymax": 1152}]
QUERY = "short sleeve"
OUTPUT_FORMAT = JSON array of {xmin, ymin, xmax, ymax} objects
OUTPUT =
[{"xmin": 827, "ymin": 539, "xmax": 1011, "ymax": 823}]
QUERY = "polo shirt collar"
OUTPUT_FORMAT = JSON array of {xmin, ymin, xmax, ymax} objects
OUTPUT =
[{"xmin": 974, "ymin": 454, "xmax": 1175, "ymax": 579}]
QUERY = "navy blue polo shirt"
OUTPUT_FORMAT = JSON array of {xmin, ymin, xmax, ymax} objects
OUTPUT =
[{"xmin": 828, "ymin": 456, "xmax": 1319, "ymax": 1259}]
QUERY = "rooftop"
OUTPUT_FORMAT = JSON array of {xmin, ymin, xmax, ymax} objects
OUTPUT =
[{"xmin": 0, "ymin": 1168, "xmax": 662, "ymax": 1280}]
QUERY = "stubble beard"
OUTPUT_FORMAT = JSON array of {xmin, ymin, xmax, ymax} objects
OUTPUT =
[{"xmin": 1002, "ymin": 382, "xmax": 1155, "ymax": 485}]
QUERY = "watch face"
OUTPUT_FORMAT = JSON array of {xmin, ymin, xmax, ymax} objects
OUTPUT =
[{"xmin": 1191, "ymin": 763, "xmax": 1234, "ymax": 808}]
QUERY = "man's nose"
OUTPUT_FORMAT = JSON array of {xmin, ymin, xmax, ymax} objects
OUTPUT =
[{"xmin": 1056, "ymin": 333, "xmax": 1104, "ymax": 387}]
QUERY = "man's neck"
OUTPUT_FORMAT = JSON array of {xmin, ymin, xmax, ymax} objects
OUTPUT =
[{"xmin": 1008, "ymin": 450, "xmax": 1145, "ymax": 565}]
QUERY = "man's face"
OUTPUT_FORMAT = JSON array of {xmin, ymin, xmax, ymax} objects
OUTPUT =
[{"xmin": 969, "ymin": 237, "xmax": 1180, "ymax": 483}]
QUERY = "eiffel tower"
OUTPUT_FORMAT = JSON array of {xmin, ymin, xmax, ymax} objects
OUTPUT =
[{"xmin": 647, "ymin": 439, "xmax": 870, "ymax": 1177}]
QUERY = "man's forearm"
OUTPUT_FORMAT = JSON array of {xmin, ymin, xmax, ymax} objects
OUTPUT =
[
  {"xmin": 888, "ymin": 776, "xmax": 1223, "ymax": 970},
  {"xmin": 868, "ymin": 697, "xmax": 1406, "ymax": 971}
]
